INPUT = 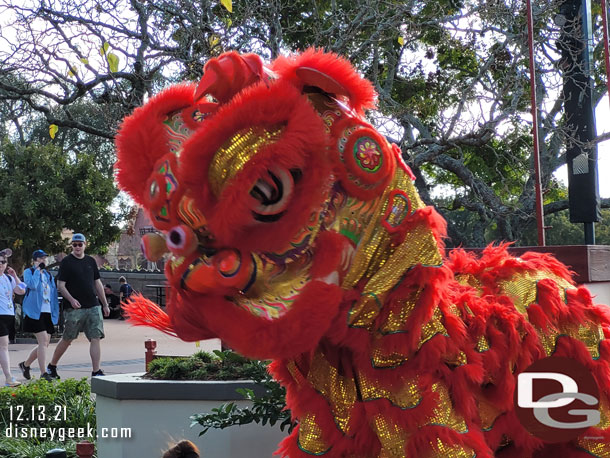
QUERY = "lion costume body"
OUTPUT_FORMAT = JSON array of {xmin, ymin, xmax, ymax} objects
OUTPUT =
[{"xmin": 115, "ymin": 50, "xmax": 610, "ymax": 457}]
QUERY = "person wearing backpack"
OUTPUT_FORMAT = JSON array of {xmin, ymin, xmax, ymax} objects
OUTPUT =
[
  {"xmin": 0, "ymin": 248, "xmax": 26, "ymax": 386},
  {"xmin": 19, "ymin": 250, "xmax": 59, "ymax": 382},
  {"xmin": 118, "ymin": 276, "xmax": 133, "ymax": 320}
]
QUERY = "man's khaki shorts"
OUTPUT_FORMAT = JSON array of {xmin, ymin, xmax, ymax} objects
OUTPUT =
[{"xmin": 62, "ymin": 307, "xmax": 105, "ymax": 341}]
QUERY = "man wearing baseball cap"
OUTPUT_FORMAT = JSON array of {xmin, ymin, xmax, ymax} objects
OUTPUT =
[
  {"xmin": 47, "ymin": 233, "xmax": 109, "ymax": 379},
  {"xmin": 19, "ymin": 249, "xmax": 59, "ymax": 381}
]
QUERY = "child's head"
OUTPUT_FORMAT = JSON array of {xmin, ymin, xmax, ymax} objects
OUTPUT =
[
  {"xmin": 162, "ymin": 440, "xmax": 200, "ymax": 458},
  {"xmin": 119, "ymin": 276, "xmax": 127, "ymax": 284}
]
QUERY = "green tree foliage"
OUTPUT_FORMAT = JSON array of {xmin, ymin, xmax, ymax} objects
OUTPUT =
[
  {"xmin": 531, "ymin": 209, "xmax": 610, "ymax": 246},
  {"xmin": 0, "ymin": 139, "xmax": 120, "ymax": 271}
]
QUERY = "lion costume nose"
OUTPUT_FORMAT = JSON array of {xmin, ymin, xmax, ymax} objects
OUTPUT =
[{"xmin": 183, "ymin": 248, "xmax": 255, "ymax": 295}]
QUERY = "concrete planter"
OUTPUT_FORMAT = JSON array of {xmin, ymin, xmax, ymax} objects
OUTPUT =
[{"xmin": 91, "ymin": 373, "xmax": 287, "ymax": 458}]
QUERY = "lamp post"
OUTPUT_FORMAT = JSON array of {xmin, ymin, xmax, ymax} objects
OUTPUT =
[{"xmin": 557, "ymin": 0, "xmax": 601, "ymax": 245}]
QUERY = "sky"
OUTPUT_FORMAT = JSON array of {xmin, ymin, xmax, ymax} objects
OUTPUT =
[{"xmin": 593, "ymin": 95, "xmax": 608, "ymax": 198}]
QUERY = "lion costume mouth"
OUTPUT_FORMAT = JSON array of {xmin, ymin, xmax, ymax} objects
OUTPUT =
[{"xmin": 156, "ymin": 206, "xmax": 327, "ymax": 321}]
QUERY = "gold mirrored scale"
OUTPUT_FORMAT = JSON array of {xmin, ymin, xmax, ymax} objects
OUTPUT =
[
  {"xmin": 371, "ymin": 308, "xmax": 449, "ymax": 369},
  {"xmin": 371, "ymin": 414, "xmax": 410, "ymax": 457},
  {"xmin": 307, "ymin": 351, "xmax": 357, "ymax": 434},
  {"xmin": 349, "ymin": 293, "xmax": 384, "ymax": 328},
  {"xmin": 342, "ymin": 168, "xmax": 427, "ymax": 290},
  {"xmin": 208, "ymin": 126, "xmax": 284, "ymax": 197},
  {"xmin": 497, "ymin": 271, "xmax": 574, "ymax": 316},
  {"xmin": 298, "ymin": 412, "xmax": 331, "ymax": 455},
  {"xmin": 380, "ymin": 291, "xmax": 421, "ymax": 334},
  {"xmin": 597, "ymin": 395, "xmax": 610, "ymax": 429},
  {"xmin": 454, "ymin": 273, "xmax": 482, "ymax": 292},
  {"xmin": 286, "ymin": 360, "xmax": 306, "ymax": 387},
  {"xmin": 429, "ymin": 382, "xmax": 468, "ymax": 433},
  {"xmin": 576, "ymin": 322, "xmax": 604, "ymax": 359},
  {"xmin": 424, "ymin": 439, "xmax": 475, "ymax": 458},
  {"xmin": 534, "ymin": 320, "xmax": 603, "ymax": 359},
  {"xmin": 371, "ymin": 343, "xmax": 409, "ymax": 369},
  {"xmin": 358, "ymin": 370, "xmax": 421, "ymax": 409},
  {"xmin": 338, "ymin": 162, "xmax": 437, "ymax": 331},
  {"xmin": 348, "ymin": 224, "xmax": 442, "ymax": 329},
  {"xmin": 576, "ymin": 438, "xmax": 610, "ymax": 458},
  {"xmin": 475, "ymin": 335, "xmax": 490, "ymax": 352}
]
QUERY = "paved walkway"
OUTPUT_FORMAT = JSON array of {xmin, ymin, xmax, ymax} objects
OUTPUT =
[{"xmin": 8, "ymin": 318, "xmax": 221, "ymax": 381}]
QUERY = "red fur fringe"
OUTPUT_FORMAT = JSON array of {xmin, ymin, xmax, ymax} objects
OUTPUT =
[
  {"xmin": 188, "ymin": 281, "xmax": 344, "ymax": 360},
  {"xmin": 271, "ymin": 48, "xmax": 376, "ymax": 114},
  {"xmin": 179, "ymin": 80, "xmax": 332, "ymax": 254},
  {"xmin": 122, "ymin": 294, "xmax": 177, "ymax": 337},
  {"xmin": 115, "ymin": 84, "xmax": 196, "ymax": 205}
]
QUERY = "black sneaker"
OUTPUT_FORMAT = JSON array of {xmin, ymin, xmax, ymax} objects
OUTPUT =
[
  {"xmin": 18, "ymin": 361, "xmax": 31, "ymax": 380},
  {"xmin": 91, "ymin": 369, "xmax": 105, "ymax": 377},
  {"xmin": 40, "ymin": 372, "xmax": 54, "ymax": 382},
  {"xmin": 46, "ymin": 364, "xmax": 60, "ymax": 380}
]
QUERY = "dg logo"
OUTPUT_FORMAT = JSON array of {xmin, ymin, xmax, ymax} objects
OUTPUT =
[{"xmin": 514, "ymin": 356, "xmax": 601, "ymax": 442}]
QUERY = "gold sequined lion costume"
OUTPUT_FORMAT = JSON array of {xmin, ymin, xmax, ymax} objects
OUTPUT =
[{"xmin": 115, "ymin": 49, "xmax": 610, "ymax": 457}]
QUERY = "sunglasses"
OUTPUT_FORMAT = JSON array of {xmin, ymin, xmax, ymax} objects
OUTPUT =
[{"xmin": 72, "ymin": 243, "xmax": 84, "ymax": 247}]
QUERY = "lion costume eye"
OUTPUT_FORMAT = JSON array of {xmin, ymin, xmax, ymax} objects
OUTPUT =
[
  {"xmin": 250, "ymin": 167, "xmax": 300, "ymax": 222},
  {"xmin": 166, "ymin": 224, "xmax": 198, "ymax": 255}
]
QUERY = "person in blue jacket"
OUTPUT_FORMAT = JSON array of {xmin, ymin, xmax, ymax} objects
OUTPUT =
[{"xmin": 18, "ymin": 250, "xmax": 59, "ymax": 381}]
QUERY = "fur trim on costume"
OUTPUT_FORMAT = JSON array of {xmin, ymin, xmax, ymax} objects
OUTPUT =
[
  {"xmin": 271, "ymin": 48, "xmax": 376, "ymax": 114},
  {"xmin": 115, "ymin": 84, "xmax": 196, "ymax": 205}
]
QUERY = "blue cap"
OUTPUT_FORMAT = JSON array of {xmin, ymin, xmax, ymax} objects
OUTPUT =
[
  {"xmin": 32, "ymin": 250, "xmax": 48, "ymax": 259},
  {"xmin": 71, "ymin": 233, "xmax": 86, "ymax": 242}
]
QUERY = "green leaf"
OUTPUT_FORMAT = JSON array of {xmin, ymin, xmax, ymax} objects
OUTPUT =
[
  {"xmin": 106, "ymin": 52, "xmax": 119, "ymax": 72},
  {"xmin": 100, "ymin": 42, "xmax": 109, "ymax": 56},
  {"xmin": 80, "ymin": 58, "xmax": 89, "ymax": 65},
  {"xmin": 49, "ymin": 124, "xmax": 58, "ymax": 139},
  {"xmin": 398, "ymin": 36, "xmax": 405, "ymax": 46}
]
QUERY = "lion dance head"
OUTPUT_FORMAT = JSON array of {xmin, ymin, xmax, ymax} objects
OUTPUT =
[{"xmin": 115, "ymin": 50, "xmax": 610, "ymax": 458}]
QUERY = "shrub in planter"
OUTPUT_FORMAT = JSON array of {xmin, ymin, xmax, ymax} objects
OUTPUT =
[
  {"xmin": 146, "ymin": 350, "xmax": 262, "ymax": 381},
  {"xmin": 146, "ymin": 350, "xmax": 295, "ymax": 435},
  {"xmin": 0, "ymin": 378, "xmax": 95, "ymax": 458}
]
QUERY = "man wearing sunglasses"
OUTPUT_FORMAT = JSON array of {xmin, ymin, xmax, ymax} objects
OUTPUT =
[{"xmin": 47, "ymin": 233, "xmax": 110, "ymax": 379}]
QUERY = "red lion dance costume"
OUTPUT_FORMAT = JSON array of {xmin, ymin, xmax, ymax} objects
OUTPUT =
[{"xmin": 115, "ymin": 50, "xmax": 610, "ymax": 457}]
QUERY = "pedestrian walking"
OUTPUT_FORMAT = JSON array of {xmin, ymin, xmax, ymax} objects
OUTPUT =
[
  {"xmin": 0, "ymin": 248, "xmax": 25, "ymax": 386},
  {"xmin": 19, "ymin": 249, "xmax": 59, "ymax": 382},
  {"xmin": 47, "ymin": 234, "xmax": 109, "ymax": 378}
]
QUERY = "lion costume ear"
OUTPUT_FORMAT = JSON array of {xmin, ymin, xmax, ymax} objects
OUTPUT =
[
  {"xmin": 271, "ymin": 48, "xmax": 377, "ymax": 114},
  {"xmin": 194, "ymin": 51, "xmax": 266, "ymax": 104},
  {"xmin": 115, "ymin": 84, "xmax": 202, "ymax": 206}
]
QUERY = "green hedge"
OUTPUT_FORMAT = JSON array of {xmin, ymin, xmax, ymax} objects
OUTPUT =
[{"xmin": 146, "ymin": 349, "xmax": 266, "ymax": 381}]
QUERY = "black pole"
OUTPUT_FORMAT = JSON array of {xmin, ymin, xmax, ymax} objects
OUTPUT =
[
  {"xmin": 585, "ymin": 222, "xmax": 595, "ymax": 245},
  {"xmin": 558, "ymin": 0, "xmax": 600, "ymax": 244}
]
